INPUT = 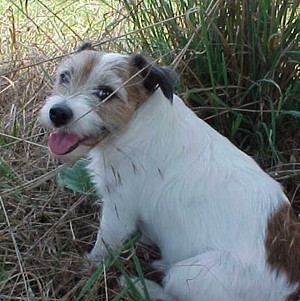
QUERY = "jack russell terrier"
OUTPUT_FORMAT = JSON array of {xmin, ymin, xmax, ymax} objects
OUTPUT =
[{"xmin": 40, "ymin": 43, "xmax": 300, "ymax": 301}]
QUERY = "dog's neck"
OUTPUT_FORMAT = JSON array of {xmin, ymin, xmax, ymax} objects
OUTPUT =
[
  {"xmin": 100, "ymin": 88, "xmax": 176, "ymax": 152},
  {"xmin": 129, "ymin": 88, "xmax": 175, "ymax": 136},
  {"xmin": 88, "ymin": 89, "xmax": 176, "ymax": 191},
  {"xmin": 88, "ymin": 88, "xmax": 210, "ymax": 194}
]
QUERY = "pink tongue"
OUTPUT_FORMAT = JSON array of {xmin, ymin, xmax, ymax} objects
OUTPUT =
[{"xmin": 48, "ymin": 130, "xmax": 81, "ymax": 155}]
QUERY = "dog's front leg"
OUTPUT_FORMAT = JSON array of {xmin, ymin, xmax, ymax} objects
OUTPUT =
[{"xmin": 85, "ymin": 201, "xmax": 137, "ymax": 266}]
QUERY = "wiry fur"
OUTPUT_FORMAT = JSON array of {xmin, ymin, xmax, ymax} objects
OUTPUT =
[{"xmin": 40, "ymin": 48, "xmax": 300, "ymax": 301}]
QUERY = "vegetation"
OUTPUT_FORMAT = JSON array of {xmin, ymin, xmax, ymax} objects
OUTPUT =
[{"xmin": 0, "ymin": 0, "xmax": 299, "ymax": 300}]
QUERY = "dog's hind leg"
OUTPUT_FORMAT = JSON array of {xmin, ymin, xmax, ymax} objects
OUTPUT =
[
  {"xmin": 122, "ymin": 251, "xmax": 240, "ymax": 301},
  {"xmin": 160, "ymin": 250, "xmax": 240, "ymax": 301},
  {"xmin": 159, "ymin": 250, "xmax": 291, "ymax": 301}
]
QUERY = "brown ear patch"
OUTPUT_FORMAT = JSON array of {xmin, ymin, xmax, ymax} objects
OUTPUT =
[
  {"xmin": 265, "ymin": 203, "xmax": 300, "ymax": 299},
  {"xmin": 77, "ymin": 53, "xmax": 97, "ymax": 82}
]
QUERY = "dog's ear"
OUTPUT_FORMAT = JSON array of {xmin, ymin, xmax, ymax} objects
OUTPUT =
[
  {"xmin": 77, "ymin": 41, "xmax": 93, "ymax": 52},
  {"xmin": 132, "ymin": 54, "xmax": 176, "ymax": 103}
]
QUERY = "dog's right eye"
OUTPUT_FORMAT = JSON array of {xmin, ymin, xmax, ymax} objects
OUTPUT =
[
  {"xmin": 95, "ymin": 86, "xmax": 114, "ymax": 101},
  {"xmin": 59, "ymin": 72, "xmax": 70, "ymax": 85}
]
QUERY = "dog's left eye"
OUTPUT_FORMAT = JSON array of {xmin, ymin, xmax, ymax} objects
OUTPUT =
[
  {"xmin": 59, "ymin": 71, "xmax": 71, "ymax": 85},
  {"xmin": 95, "ymin": 86, "xmax": 114, "ymax": 101}
]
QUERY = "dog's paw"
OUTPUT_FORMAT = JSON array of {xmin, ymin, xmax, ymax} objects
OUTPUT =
[
  {"xmin": 119, "ymin": 276, "xmax": 144, "ymax": 296},
  {"xmin": 82, "ymin": 251, "xmax": 105, "ymax": 273},
  {"xmin": 119, "ymin": 275, "xmax": 166, "ymax": 301},
  {"xmin": 152, "ymin": 259, "xmax": 168, "ymax": 273}
]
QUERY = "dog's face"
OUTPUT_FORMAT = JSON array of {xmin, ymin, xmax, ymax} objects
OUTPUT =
[{"xmin": 40, "ymin": 46, "xmax": 174, "ymax": 160}]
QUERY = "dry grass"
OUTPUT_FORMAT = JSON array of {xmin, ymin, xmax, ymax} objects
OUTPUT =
[
  {"xmin": 0, "ymin": 60, "xmax": 102, "ymax": 299},
  {"xmin": 0, "ymin": 0, "xmax": 299, "ymax": 300},
  {"xmin": 0, "ymin": 2, "xmax": 162, "ymax": 299}
]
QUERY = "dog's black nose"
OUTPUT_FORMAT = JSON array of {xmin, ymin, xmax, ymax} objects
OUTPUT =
[{"xmin": 49, "ymin": 104, "xmax": 73, "ymax": 127}]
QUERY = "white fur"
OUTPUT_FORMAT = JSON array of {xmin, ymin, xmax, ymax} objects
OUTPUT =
[{"xmin": 85, "ymin": 89, "xmax": 294, "ymax": 300}]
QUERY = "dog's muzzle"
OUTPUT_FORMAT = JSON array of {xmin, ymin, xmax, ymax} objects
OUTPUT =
[{"xmin": 46, "ymin": 104, "xmax": 109, "ymax": 156}]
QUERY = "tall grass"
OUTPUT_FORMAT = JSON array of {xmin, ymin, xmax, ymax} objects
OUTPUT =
[
  {"xmin": 119, "ymin": 0, "xmax": 299, "ymax": 167},
  {"xmin": 0, "ymin": 0, "xmax": 299, "ymax": 300}
]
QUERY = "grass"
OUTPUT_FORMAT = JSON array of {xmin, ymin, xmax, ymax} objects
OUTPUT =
[{"xmin": 0, "ymin": 0, "xmax": 299, "ymax": 300}]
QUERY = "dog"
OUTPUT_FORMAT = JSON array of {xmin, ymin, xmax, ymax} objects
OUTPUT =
[{"xmin": 40, "ymin": 43, "xmax": 300, "ymax": 301}]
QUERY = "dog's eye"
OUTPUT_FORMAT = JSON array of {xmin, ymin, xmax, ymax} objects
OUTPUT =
[
  {"xmin": 95, "ymin": 86, "xmax": 114, "ymax": 101},
  {"xmin": 59, "ymin": 71, "xmax": 70, "ymax": 85}
]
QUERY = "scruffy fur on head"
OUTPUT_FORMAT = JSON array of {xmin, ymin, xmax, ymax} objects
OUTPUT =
[{"xmin": 40, "ymin": 47, "xmax": 300, "ymax": 301}]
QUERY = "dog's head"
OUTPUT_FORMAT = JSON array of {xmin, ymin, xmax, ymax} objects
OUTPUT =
[{"xmin": 40, "ymin": 43, "xmax": 175, "ymax": 160}]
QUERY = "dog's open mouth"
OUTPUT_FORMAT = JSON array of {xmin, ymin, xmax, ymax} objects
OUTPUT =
[{"xmin": 48, "ymin": 129, "xmax": 108, "ymax": 155}]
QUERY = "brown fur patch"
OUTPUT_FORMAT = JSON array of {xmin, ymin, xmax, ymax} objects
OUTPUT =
[
  {"xmin": 119, "ymin": 58, "xmax": 152, "ymax": 108},
  {"xmin": 265, "ymin": 204, "xmax": 300, "ymax": 299},
  {"xmin": 77, "ymin": 52, "xmax": 97, "ymax": 85},
  {"xmin": 97, "ymin": 60, "xmax": 152, "ymax": 129},
  {"xmin": 125, "ymin": 75, "xmax": 151, "ymax": 108},
  {"xmin": 97, "ymin": 100, "xmax": 135, "ymax": 132},
  {"xmin": 96, "ymin": 88, "xmax": 147, "ymax": 135},
  {"xmin": 92, "ymin": 59, "xmax": 152, "ymax": 138}
]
